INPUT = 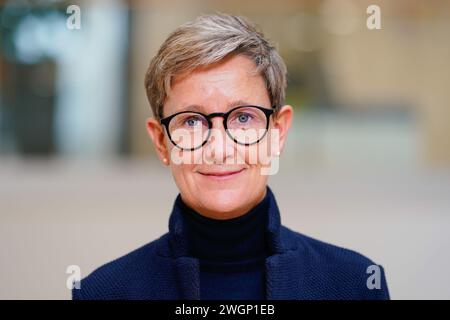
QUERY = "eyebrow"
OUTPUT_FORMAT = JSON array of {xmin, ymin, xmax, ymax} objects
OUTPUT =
[{"xmin": 177, "ymin": 100, "xmax": 254, "ymax": 113}]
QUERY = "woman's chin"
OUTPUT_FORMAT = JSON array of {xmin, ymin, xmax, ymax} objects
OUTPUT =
[{"xmin": 197, "ymin": 189, "xmax": 244, "ymax": 217}]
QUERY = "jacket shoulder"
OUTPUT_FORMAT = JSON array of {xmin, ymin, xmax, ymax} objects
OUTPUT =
[
  {"xmin": 72, "ymin": 233, "xmax": 174, "ymax": 300},
  {"xmin": 280, "ymin": 226, "xmax": 390, "ymax": 299}
]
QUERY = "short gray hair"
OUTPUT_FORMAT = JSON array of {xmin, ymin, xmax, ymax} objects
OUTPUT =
[{"xmin": 144, "ymin": 13, "xmax": 287, "ymax": 119}]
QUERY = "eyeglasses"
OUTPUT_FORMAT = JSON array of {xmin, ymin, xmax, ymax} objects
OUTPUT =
[{"xmin": 160, "ymin": 105, "xmax": 276, "ymax": 151}]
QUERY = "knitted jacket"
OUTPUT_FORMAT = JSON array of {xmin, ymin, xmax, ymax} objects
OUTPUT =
[{"xmin": 72, "ymin": 187, "xmax": 390, "ymax": 300}]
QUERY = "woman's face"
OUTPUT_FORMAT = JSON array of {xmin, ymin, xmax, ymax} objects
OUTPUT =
[{"xmin": 147, "ymin": 54, "xmax": 292, "ymax": 219}]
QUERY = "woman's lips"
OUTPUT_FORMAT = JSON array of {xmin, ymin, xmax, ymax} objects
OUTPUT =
[{"xmin": 197, "ymin": 168, "xmax": 246, "ymax": 180}]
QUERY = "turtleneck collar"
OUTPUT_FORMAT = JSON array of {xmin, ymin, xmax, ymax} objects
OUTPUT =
[
  {"xmin": 176, "ymin": 188, "xmax": 270, "ymax": 262},
  {"xmin": 168, "ymin": 186, "xmax": 285, "ymax": 259}
]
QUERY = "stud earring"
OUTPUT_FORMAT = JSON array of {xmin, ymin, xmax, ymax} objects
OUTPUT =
[{"xmin": 162, "ymin": 158, "xmax": 168, "ymax": 164}]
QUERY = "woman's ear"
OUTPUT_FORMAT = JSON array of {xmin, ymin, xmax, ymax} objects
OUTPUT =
[
  {"xmin": 273, "ymin": 105, "xmax": 294, "ymax": 154},
  {"xmin": 146, "ymin": 117, "xmax": 170, "ymax": 165}
]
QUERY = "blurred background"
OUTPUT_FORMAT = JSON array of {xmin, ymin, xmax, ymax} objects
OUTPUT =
[{"xmin": 1, "ymin": 0, "xmax": 449, "ymax": 299}]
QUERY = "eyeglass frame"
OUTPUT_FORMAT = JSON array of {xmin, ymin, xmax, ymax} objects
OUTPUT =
[{"xmin": 160, "ymin": 105, "xmax": 277, "ymax": 151}]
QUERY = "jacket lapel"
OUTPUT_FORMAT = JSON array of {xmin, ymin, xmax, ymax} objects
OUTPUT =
[
  {"xmin": 264, "ymin": 187, "xmax": 304, "ymax": 299},
  {"xmin": 174, "ymin": 256, "xmax": 201, "ymax": 300},
  {"xmin": 168, "ymin": 195, "xmax": 202, "ymax": 299},
  {"xmin": 265, "ymin": 250, "xmax": 305, "ymax": 299}
]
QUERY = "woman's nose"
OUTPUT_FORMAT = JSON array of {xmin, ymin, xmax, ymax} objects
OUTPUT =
[
  {"xmin": 210, "ymin": 117, "xmax": 225, "ymax": 131},
  {"xmin": 203, "ymin": 117, "xmax": 235, "ymax": 163}
]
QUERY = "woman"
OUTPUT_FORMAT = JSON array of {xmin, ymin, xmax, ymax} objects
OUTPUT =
[{"xmin": 73, "ymin": 13, "xmax": 389, "ymax": 300}]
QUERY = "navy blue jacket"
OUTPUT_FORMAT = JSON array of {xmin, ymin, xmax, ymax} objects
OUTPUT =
[{"xmin": 73, "ymin": 188, "xmax": 389, "ymax": 300}]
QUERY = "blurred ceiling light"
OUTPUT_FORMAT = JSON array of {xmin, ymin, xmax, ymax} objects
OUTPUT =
[
  {"xmin": 13, "ymin": 11, "xmax": 66, "ymax": 64},
  {"xmin": 1, "ymin": 0, "xmax": 31, "ymax": 29}
]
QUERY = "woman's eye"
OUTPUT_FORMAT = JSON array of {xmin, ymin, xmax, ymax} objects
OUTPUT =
[
  {"xmin": 185, "ymin": 117, "xmax": 200, "ymax": 127},
  {"xmin": 237, "ymin": 113, "xmax": 252, "ymax": 123}
]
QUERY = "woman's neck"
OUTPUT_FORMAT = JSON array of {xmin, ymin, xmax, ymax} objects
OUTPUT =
[{"xmin": 176, "ymin": 188, "xmax": 270, "ymax": 262}]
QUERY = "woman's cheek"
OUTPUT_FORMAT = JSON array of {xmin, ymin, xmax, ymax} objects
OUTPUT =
[{"xmin": 242, "ymin": 142, "xmax": 272, "ymax": 170}]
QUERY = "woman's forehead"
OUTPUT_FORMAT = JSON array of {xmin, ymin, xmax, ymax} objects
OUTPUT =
[
  {"xmin": 165, "ymin": 56, "xmax": 269, "ymax": 115},
  {"xmin": 170, "ymin": 100, "xmax": 258, "ymax": 115}
]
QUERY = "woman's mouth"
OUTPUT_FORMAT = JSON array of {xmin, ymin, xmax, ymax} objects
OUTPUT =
[{"xmin": 197, "ymin": 168, "xmax": 246, "ymax": 180}]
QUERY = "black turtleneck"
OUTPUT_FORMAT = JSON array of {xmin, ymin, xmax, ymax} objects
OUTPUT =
[{"xmin": 176, "ymin": 190, "xmax": 270, "ymax": 300}]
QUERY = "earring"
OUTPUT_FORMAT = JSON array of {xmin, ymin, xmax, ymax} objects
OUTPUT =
[
  {"xmin": 162, "ymin": 157, "xmax": 168, "ymax": 164},
  {"xmin": 276, "ymin": 151, "xmax": 281, "ymax": 156}
]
